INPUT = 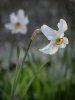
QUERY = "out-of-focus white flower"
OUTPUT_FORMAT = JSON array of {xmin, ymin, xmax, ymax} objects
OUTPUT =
[
  {"xmin": 5, "ymin": 9, "xmax": 29, "ymax": 34},
  {"xmin": 39, "ymin": 19, "xmax": 69, "ymax": 55}
]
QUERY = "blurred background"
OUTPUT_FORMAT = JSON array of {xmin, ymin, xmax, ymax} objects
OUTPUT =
[{"xmin": 0, "ymin": 0, "xmax": 75, "ymax": 100}]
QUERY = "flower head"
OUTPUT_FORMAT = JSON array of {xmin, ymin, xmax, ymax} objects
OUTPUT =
[
  {"xmin": 39, "ymin": 19, "xmax": 69, "ymax": 55},
  {"xmin": 5, "ymin": 9, "xmax": 29, "ymax": 34}
]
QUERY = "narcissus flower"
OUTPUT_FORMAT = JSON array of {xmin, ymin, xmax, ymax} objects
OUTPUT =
[
  {"xmin": 39, "ymin": 19, "xmax": 69, "ymax": 55},
  {"xmin": 5, "ymin": 9, "xmax": 29, "ymax": 34}
]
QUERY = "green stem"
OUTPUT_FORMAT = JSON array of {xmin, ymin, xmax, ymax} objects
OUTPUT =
[
  {"xmin": 9, "ymin": 44, "xmax": 13, "ymax": 67},
  {"xmin": 9, "ymin": 35, "xmax": 15, "ymax": 67},
  {"xmin": 10, "ymin": 40, "xmax": 32, "ymax": 100}
]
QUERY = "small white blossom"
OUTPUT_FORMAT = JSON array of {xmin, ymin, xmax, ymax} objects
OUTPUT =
[
  {"xmin": 5, "ymin": 9, "xmax": 29, "ymax": 34},
  {"xmin": 39, "ymin": 19, "xmax": 69, "ymax": 55}
]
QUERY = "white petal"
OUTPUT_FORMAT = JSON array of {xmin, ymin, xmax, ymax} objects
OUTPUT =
[
  {"xmin": 17, "ymin": 9, "xmax": 25, "ymax": 21},
  {"xmin": 41, "ymin": 25, "xmax": 57, "ymax": 40},
  {"xmin": 64, "ymin": 37, "xmax": 69, "ymax": 44},
  {"xmin": 10, "ymin": 13, "xmax": 18, "ymax": 23},
  {"xmin": 11, "ymin": 27, "xmax": 22, "ymax": 34},
  {"xmin": 5, "ymin": 23, "xmax": 19, "ymax": 34},
  {"xmin": 59, "ymin": 37, "xmax": 69, "ymax": 48},
  {"xmin": 11, "ymin": 25, "xmax": 27, "ymax": 34},
  {"xmin": 49, "ymin": 45, "xmax": 58, "ymax": 55},
  {"xmin": 24, "ymin": 17, "xmax": 29, "ymax": 25},
  {"xmin": 19, "ymin": 26, "xmax": 27, "ymax": 34},
  {"xmin": 39, "ymin": 42, "xmax": 58, "ymax": 55},
  {"xmin": 59, "ymin": 44, "xmax": 66, "ymax": 48},
  {"xmin": 39, "ymin": 43, "xmax": 51, "ymax": 54},
  {"xmin": 57, "ymin": 19, "xmax": 68, "ymax": 34},
  {"xmin": 17, "ymin": 10, "xmax": 29, "ymax": 25},
  {"xmin": 11, "ymin": 29, "xmax": 19, "ymax": 34},
  {"xmin": 5, "ymin": 23, "xmax": 14, "ymax": 30}
]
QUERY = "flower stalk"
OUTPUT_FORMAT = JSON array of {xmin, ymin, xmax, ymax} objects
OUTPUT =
[{"xmin": 9, "ymin": 35, "xmax": 16, "ymax": 67}]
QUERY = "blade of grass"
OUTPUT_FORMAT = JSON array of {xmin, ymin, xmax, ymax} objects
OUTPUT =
[{"xmin": 21, "ymin": 62, "xmax": 49, "ymax": 100}]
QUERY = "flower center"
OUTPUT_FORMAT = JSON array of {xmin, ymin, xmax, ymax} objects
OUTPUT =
[
  {"xmin": 15, "ymin": 22, "xmax": 21, "ymax": 28},
  {"xmin": 56, "ymin": 37, "xmax": 64, "ymax": 45}
]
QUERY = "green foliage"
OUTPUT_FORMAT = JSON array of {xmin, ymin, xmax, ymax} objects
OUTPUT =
[{"xmin": 0, "ymin": 39, "xmax": 75, "ymax": 100}]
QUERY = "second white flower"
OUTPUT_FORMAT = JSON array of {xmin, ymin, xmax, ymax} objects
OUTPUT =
[{"xmin": 5, "ymin": 9, "xmax": 29, "ymax": 34}]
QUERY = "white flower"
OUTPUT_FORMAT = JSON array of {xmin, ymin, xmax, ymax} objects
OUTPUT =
[
  {"xmin": 39, "ymin": 19, "xmax": 69, "ymax": 55},
  {"xmin": 5, "ymin": 9, "xmax": 29, "ymax": 34}
]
